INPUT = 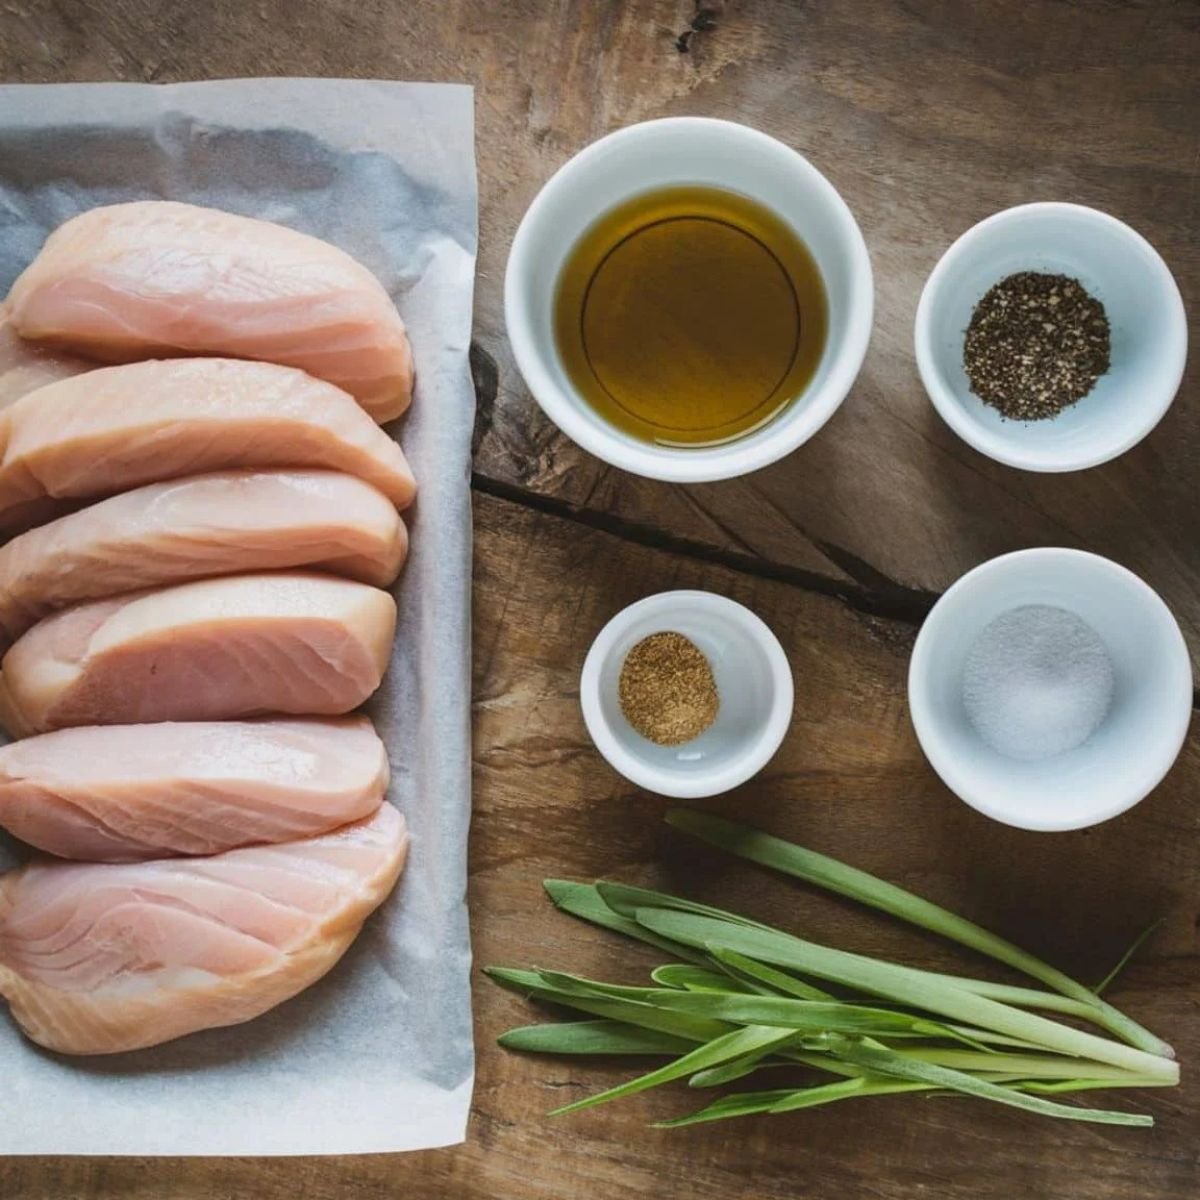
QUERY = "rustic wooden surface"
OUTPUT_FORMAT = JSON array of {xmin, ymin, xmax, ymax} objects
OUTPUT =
[{"xmin": 0, "ymin": 2, "xmax": 1197, "ymax": 1198}]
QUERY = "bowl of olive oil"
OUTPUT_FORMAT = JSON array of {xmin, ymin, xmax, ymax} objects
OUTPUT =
[{"xmin": 506, "ymin": 118, "xmax": 873, "ymax": 482}]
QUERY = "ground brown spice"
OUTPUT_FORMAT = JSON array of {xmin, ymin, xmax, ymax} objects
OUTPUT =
[{"xmin": 618, "ymin": 631, "xmax": 719, "ymax": 746}]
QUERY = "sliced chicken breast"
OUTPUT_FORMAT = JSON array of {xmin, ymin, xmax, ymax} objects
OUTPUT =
[
  {"xmin": 0, "ymin": 717, "xmax": 389, "ymax": 861},
  {"xmin": 6, "ymin": 201, "xmax": 413, "ymax": 422},
  {"xmin": 0, "ymin": 358, "xmax": 415, "ymax": 534},
  {"xmin": 0, "ymin": 310, "xmax": 91, "ymax": 413},
  {"xmin": 0, "ymin": 469, "xmax": 407, "ymax": 649},
  {"xmin": 0, "ymin": 572, "xmax": 396, "ymax": 737},
  {"xmin": 0, "ymin": 803, "xmax": 407, "ymax": 1054}
]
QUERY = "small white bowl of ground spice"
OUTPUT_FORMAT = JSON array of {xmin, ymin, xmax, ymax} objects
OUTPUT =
[
  {"xmin": 909, "ymin": 548, "xmax": 1192, "ymax": 830},
  {"xmin": 915, "ymin": 202, "xmax": 1186, "ymax": 472},
  {"xmin": 580, "ymin": 591, "xmax": 793, "ymax": 798}
]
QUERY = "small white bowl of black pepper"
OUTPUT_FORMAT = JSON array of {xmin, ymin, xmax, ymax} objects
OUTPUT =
[
  {"xmin": 914, "ymin": 202, "xmax": 1187, "ymax": 472},
  {"xmin": 579, "ymin": 591, "xmax": 794, "ymax": 799}
]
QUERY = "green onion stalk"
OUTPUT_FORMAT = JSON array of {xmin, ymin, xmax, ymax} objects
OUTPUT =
[{"xmin": 487, "ymin": 812, "xmax": 1177, "ymax": 1129}]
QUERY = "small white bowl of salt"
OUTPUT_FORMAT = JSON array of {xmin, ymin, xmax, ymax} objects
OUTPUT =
[{"xmin": 908, "ymin": 548, "xmax": 1192, "ymax": 830}]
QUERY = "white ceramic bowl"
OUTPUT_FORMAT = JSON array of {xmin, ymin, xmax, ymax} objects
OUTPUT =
[
  {"xmin": 909, "ymin": 548, "xmax": 1192, "ymax": 831},
  {"xmin": 915, "ymin": 203, "xmax": 1187, "ymax": 472},
  {"xmin": 580, "ymin": 591, "xmax": 794, "ymax": 798},
  {"xmin": 505, "ymin": 117, "xmax": 873, "ymax": 482}
]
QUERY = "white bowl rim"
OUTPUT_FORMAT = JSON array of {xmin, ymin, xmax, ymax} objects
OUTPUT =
[
  {"xmin": 908, "ymin": 546, "xmax": 1194, "ymax": 831},
  {"xmin": 580, "ymin": 589, "xmax": 795, "ymax": 798},
  {"xmin": 914, "ymin": 201, "xmax": 1188, "ymax": 473},
  {"xmin": 504, "ymin": 116, "xmax": 874, "ymax": 483}
]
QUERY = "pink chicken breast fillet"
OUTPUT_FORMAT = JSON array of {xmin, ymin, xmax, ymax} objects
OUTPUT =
[
  {"xmin": 0, "ymin": 358, "xmax": 415, "ymax": 535},
  {"xmin": 0, "ymin": 468, "xmax": 407, "ymax": 650},
  {"xmin": 0, "ymin": 571, "xmax": 397, "ymax": 737},
  {"xmin": 5, "ymin": 200, "xmax": 413, "ymax": 422},
  {"xmin": 0, "ymin": 716, "xmax": 389, "ymax": 861},
  {"xmin": 0, "ymin": 309, "xmax": 91, "ymax": 413},
  {"xmin": 0, "ymin": 313, "xmax": 95, "ymax": 532},
  {"xmin": 0, "ymin": 803, "xmax": 408, "ymax": 1054}
]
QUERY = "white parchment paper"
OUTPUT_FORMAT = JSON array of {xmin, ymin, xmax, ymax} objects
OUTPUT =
[{"xmin": 0, "ymin": 79, "xmax": 477, "ymax": 1155}]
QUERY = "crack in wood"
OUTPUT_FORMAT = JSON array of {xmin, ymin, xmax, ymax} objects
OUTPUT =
[
  {"xmin": 676, "ymin": 0, "xmax": 725, "ymax": 53},
  {"xmin": 471, "ymin": 471, "xmax": 938, "ymax": 625},
  {"xmin": 471, "ymin": 473, "xmax": 1200, "ymax": 712},
  {"xmin": 470, "ymin": 342, "xmax": 500, "ymax": 459}
]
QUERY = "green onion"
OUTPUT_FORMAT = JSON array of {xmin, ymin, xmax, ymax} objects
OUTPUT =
[
  {"xmin": 657, "ymin": 1087, "xmax": 809, "ymax": 1127},
  {"xmin": 636, "ymin": 910, "xmax": 1178, "ymax": 1083},
  {"xmin": 596, "ymin": 881, "xmax": 771, "ymax": 930},
  {"xmin": 661, "ymin": 1078, "xmax": 932, "ymax": 1127},
  {"xmin": 624, "ymin": 989, "xmax": 994, "ymax": 1050},
  {"xmin": 498, "ymin": 1020, "xmax": 694, "ymax": 1056},
  {"xmin": 819, "ymin": 1036, "xmax": 1152, "ymax": 1126},
  {"xmin": 484, "ymin": 966, "xmax": 730, "ymax": 1043},
  {"xmin": 1095, "ymin": 919, "xmax": 1164, "ymax": 995},
  {"xmin": 707, "ymin": 945, "xmax": 836, "ymax": 1001},
  {"xmin": 542, "ymin": 880, "xmax": 710, "ymax": 966},
  {"xmin": 650, "ymin": 964, "xmax": 742, "ymax": 992},
  {"xmin": 666, "ymin": 808, "xmax": 1171, "ymax": 1057},
  {"xmin": 688, "ymin": 1050, "xmax": 790, "ymax": 1088},
  {"xmin": 548, "ymin": 1025, "xmax": 799, "ymax": 1117},
  {"xmin": 1019, "ymin": 1077, "xmax": 1173, "ymax": 1094},
  {"xmin": 489, "ymin": 814, "xmax": 1178, "ymax": 1130}
]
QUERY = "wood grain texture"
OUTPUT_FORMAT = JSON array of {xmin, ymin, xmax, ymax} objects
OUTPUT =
[
  {"xmin": 2, "ymin": 492, "xmax": 1197, "ymax": 1200},
  {"xmin": 4, "ymin": 0, "xmax": 1197, "ymax": 635},
  {"xmin": 463, "ymin": 0, "xmax": 1200, "ymax": 654},
  {"xmin": 0, "ymin": 2, "xmax": 1196, "ymax": 1197}
]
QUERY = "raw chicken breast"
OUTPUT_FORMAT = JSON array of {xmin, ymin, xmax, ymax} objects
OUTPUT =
[
  {"xmin": 0, "ymin": 358, "xmax": 415, "ymax": 533},
  {"xmin": 6, "ymin": 201, "xmax": 413, "ymax": 422},
  {"xmin": 0, "ymin": 803, "xmax": 407, "ymax": 1054},
  {"xmin": 0, "ymin": 310, "xmax": 90, "ymax": 412},
  {"xmin": 0, "ymin": 572, "xmax": 396, "ymax": 737},
  {"xmin": 0, "ymin": 469, "xmax": 407, "ymax": 649},
  {"xmin": 0, "ymin": 717, "xmax": 389, "ymax": 861}
]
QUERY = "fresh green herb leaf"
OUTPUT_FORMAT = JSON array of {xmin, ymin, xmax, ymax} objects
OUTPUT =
[
  {"xmin": 492, "ymin": 826, "xmax": 1178, "ymax": 1131},
  {"xmin": 662, "ymin": 1077, "xmax": 924, "ymax": 1126},
  {"xmin": 654, "ymin": 1088, "xmax": 801, "ymax": 1127},
  {"xmin": 543, "ymin": 880, "xmax": 710, "ymax": 966},
  {"xmin": 768, "ymin": 1076, "xmax": 927, "ymax": 1113},
  {"xmin": 549, "ymin": 1025, "xmax": 799, "ymax": 1117},
  {"xmin": 633, "ymin": 910, "xmax": 1178, "ymax": 1083},
  {"xmin": 629, "ymin": 989, "xmax": 994, "ymax": 1050},
  {"xmin": 1095, "ymin": 919, "xmax": 1164, "ymax": 996},
  {"xmin": 688, "ymin": 1050, "xmax": 789, "ymax": 1088},
  {"xmin": 923, "ymin": 974, "xmax": 1117, "ymax": 1018},
  {"xmin": 707, "ymin": 945, "xmax": 836, "ymax": 1001},
  {"xmin": 596, "ymin": 881, "xmax": 768, "ymax": 929},
  {"xmin": 821, "ymin": 1036, "xmax": 1154, "ymax": 1127},
  {"xmin": 484, "ymin": 966, "xmax": 728, "ymax": 1043},
  {"xmin": 651, "ymin": 964, "xmax": 742, "ymax": 992},
  {"xmin": 899, "ymin": 1048, "xmax": 1150, "ymax": 1081},
  {"xmin": 666, "ymin": 809, "xmax": 1171, "ymax": 1058},
  {"xmin": 1018, "ymin": 1077, "xmax": 1175, "ymax": 1094},
  {"xmin": 498, "ymin": 1020, "xmax": 694, "ymax": 1056},
  {"xmin": 485, "ymin": 966, "xmax": 553, "ymax": 994},
  {"xmin": 534, "ymin": 969, "xmax": 655, "ymax": 1003}
]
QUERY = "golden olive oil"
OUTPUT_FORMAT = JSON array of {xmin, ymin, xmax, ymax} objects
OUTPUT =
[{"xmin": 554, "ymin": 185, "xmax": 828, "ymax": 447}]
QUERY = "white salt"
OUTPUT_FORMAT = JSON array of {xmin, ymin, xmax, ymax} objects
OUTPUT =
[{"xmin": 962, "ymin": 604, "xmax": 1114, "ymax": 762}]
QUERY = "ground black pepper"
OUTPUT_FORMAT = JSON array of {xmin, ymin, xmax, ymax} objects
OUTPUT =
[
  {"xmin": 618, "ymin": 631, "xmax": 718, "ymax": 746},
  {"xmin": 963, "ymin": 272, "xmax": 1110, "ymax": 420}
]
